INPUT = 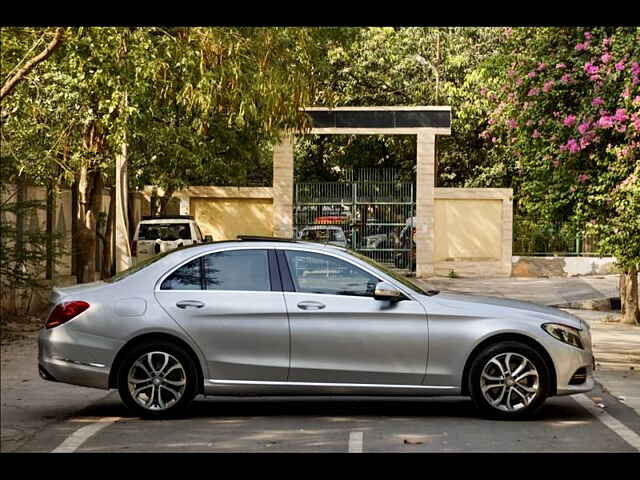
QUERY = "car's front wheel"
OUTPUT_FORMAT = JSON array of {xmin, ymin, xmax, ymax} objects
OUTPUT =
[
  {"xmin": 117, "ymin": 340, "xmax": 198, "ymax": 418},
  {"xmin": 469, "ymin": 341, "xmax": 550, "ymax": 420}
]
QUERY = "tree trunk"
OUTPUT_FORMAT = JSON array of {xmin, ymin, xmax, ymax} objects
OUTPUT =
[
  {"xmin": 75, "ymin": 166, "xmax": 102, "ymax": 284},
  {"xmin": 620, "ymin": 266, "xmax": 639, "ymax": 326},
  {"xmin": 100, "ymin": 187, "xmax": 115, "ymax": 279},
  {"xmin": 158, "ymin": 188, "xmax": 175, "ymax": 217}
]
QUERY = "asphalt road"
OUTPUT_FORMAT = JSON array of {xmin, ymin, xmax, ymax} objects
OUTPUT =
[{"xmin": 13, "ymin": 381, "xmax": 640, "ymax": 453}]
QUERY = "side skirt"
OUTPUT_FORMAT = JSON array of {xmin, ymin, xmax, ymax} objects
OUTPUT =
[{"xmin": 203, "ymin": 379, "xmax": 460, "ymax": 397}]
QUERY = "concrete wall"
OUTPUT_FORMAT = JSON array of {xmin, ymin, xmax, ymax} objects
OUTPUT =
[
  {"xmin": 512, "ymin": 256, "xmax": 618, "ymax": 277},
  {"xmin": 145, "ymin": 186, "xmax": 276, "ymax": 241},
  {"xmin": 432, "ymin": 188, "xmax": 513, "ymax": 277},
  {"xmin": 191, "ymin": 197, "xmax": 273, "ymax": 241}
]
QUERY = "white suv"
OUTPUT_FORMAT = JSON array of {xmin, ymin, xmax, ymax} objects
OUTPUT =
[{"xmin": 132, "ymin": 216, "xmax": 211, "ymax": 262}]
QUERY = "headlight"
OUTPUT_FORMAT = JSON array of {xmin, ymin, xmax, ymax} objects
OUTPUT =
[{"xmin": 542, "ymin": 323, "xmax": 584, "ymax": 349}]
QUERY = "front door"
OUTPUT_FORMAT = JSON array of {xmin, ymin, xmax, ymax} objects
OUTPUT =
[
  {"xmin": 280, "ymin": 249, "xmax": 428, "ymax": 385},
  {"xmin": 154, "ymin": 248, "xmax": 289, "ymax": 381}
]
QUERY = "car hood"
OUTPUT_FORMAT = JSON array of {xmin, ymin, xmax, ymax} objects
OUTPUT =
[{"xmin": 419, "ymin": 291, "xmax": 584, "ymax": 330}]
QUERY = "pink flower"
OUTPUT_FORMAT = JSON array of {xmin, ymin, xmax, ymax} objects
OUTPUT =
[
  {"xmin": 579, "ymin": 137, "xmax": 591, "ymax": 149},
  {"xmin": 584, "ymin": 62, "xmax": 599, "ymax": 75},
  {"xmin": 615, "ymin": 60, "xmax": 626, "ymax": 71},
  {"xmin": 563, "ymin": 114, "xmax": 577, "ymax": 127},
  {"xmin": 532, "ymin": 129, "xmax": 541, "ymax": 138},
  {"xmin": 560, "ymin": 73, "xmax": 572, "ymax": 84},
  {"xmin": 507, "ymin": 69, "xmax": 516, "ymax": 77},
  {"xmin": 527, "ymin": 87, "xmax": 540, "ymax": 96},
  {"xmin": 632, "ymin": 62, "xmax": 640, "ymax": 75},
  {"xmin": 556, "ymin": 63, "xmax": 567, "ymax": 69},
  {"xmin": 516, "ymin": 78, "xmax": 523, "ymax": 86},
  {"xmin": 526, "ymin": 119, "xmax": 535, "ymax": 126},
  {"xmin": 614, "ymin": 108, "xmax": 627, "ymax": 123},
  {"xmin": 491, "ymin": 137, "xmax": 497, "ymax": 143},
  {"xmin": 631, "ymin": 113, "xmax": 640, "ymax": 131},
  {"xmin": 575, "ymin": 43, "xmax": 585, "ymax": 51},
  {"xmin": 508, "ymin": 119, "xmax": 518, "ymax": 129},
  {"xmin": 589, "ymin": 74, "xmax": 600, "ymax": 82},
  {"xmin": 537, "ymin": 62, "xmax": 547, "ymax": 71},
  {"xmin": 601, "ymin": 53, "xmax": 612, "ymax": 64},
  {"xmin": 528, "ymin": 71, "xmax": 537, "ymax": 78},
  {"xmin": 480, "ymin": 88, "xmax": 487, "ymax": 96},
  {"xmin": 591, "ymin": 97, "xmax": 604, "ymax": 106},
  {"xmin": 578, "ymin": 121, "xmax": 591, "ymax": 135},
  {"xmin": 597, "ymin": 115, "xmax": 614, "ymax": 128},
  {"xmin": 622, "ymin": 87, "xmax": 630, "ymax": 99},
  {"xmin": 577, "ymin": 174, "xmax": 590, "ymax": 183},
  {"xmin": 584, "ymin": 32, "xmax": 592, "ymax": 40},
  {"xmin": 543, "ymin": 80, "xmax": 555, "ymax": 92},
  {"xmin": 488, "ymin": 118, "xmax": 494, "ymax": 125},
  {"xmin": 562, "ymin": 138, "xmax": 580, "ymax": 154}
]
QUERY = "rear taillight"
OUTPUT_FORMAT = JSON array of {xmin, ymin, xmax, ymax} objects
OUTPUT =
[
  {"xmin": 131, "ymin": 240, "xmax": 137, "ymax": 257},
  {"xmin": 45, "ymin": 301, "xmax": 90, "ymax": 329}
]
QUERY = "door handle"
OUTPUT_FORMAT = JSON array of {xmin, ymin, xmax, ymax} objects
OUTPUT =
[
  {"xmin": 176, "ymin": 300, "xmax": 205, "ymax": 309},
  {"xmin": 297, "ymin": 301, "xmax": 325, "ymax": 310}
]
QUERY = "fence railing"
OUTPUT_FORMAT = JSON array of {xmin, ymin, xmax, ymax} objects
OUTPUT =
[{"xmin": 512, "ymin": 218, "xmax": 607, "ymax": 257}]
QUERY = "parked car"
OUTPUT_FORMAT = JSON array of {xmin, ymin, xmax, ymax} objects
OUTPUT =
[
  {"xmin": 132, "ymin": 215, "xmax": 211, "ymax": 263},
  {"xmin": 39, "ymin": 237, "xmax": 594, "ymax": 419},
  {"xmin": 297, "ymin": 225, "xmax": 348, "ymax": 248}
]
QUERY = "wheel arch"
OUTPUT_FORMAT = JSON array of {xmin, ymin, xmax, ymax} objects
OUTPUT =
[
  {"xmin": 108, "ymin": 332, "xmax": 205, "ymax": 393},
  {"xmin": 460, "ymin": 332, "xmax": 557, "ymax": 397}
]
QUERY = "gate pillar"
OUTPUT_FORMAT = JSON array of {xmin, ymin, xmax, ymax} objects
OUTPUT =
[
  {"xmin": 272, "ymin": 133, "xmax": 294, "ymax": 238},
  {"xmin": 415, "ymin": 131, "xmax": 436, "ymax": 277}
]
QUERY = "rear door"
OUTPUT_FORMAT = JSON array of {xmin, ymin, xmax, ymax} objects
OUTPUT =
[
  {"xmin": 154, "ymin": 248, "xmax": 290, "ymax": 381},
  {"xmin": 279, "ymin": 248, "xmax": 428, "ymax": 385}
]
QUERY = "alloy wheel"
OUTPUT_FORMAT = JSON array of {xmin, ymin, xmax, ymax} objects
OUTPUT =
[
  {"xmin": 127, "ymin": 351, "xmax": 187, "ymax": 411},
  {"xmin": 480, "ymin": 352, "xmax": 540, "ymax": 412}
]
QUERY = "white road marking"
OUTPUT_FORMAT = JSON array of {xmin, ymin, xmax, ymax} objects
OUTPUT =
[
  {"xmin": 574, "ymin": 394, "xmax": 640, "ymax": 451},
  {"xmin": 348, "ymin": 431, "xmax": 363, "ymax": 453},
  {"xmin": 51, "ymin": 417, "xmax": 121, "ymax": 453}
]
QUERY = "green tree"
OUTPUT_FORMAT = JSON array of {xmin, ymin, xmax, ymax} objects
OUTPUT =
[
  {"xmin": 295, "ymin": 27, "xmax": 505, "ymax": 184},
  {"xmin": 1, "ymin": 27, "xmax": 336, "ymax": 281},
  {"xmin": 482, "ymin": 27, "xmax": 640, "ymax": 324}
]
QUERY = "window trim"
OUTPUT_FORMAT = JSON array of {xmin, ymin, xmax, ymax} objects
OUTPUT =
[
  {"xmin": 280, "ymin": 248, "xmax": 383, "ymax": 298},
  {"xmin": 155, "ymin": 247, "xmax": 277, "ymax": 293}
]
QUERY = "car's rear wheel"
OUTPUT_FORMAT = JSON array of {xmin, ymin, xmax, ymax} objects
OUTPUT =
[
  {"xmin": 117, "ymin": 340, "xmax": 198, "ymax": 418},
  {"xmin": 469, "ymin": 341, "xmax": 550, "ymax": 420}
]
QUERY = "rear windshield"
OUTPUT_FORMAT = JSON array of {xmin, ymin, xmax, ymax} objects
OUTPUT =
[{"xmin": 138, "ymin": 223, "xmax": 192, "ymax": 241}]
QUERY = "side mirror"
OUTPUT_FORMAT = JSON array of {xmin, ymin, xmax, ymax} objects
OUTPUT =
[
  {"xmin": 374, "ymin": 281, "xmax": 404, "ymax": 301},
  {"xmin": 204, "ymin": 235, "xmax": 213, "ymax": 242}
]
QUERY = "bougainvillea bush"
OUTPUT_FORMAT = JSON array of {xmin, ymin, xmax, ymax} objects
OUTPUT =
[{"xmin": 482, "ymin": 27, "xmax": 639, "ymax": 324}]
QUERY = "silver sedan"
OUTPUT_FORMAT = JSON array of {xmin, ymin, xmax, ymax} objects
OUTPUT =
[{"xmin": 38, "ymin": 238, "xmax": 595, "ymax": 419}]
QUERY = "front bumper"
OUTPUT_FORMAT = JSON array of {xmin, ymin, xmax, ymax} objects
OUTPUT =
[{"xmin": 552, "ymin": 344, "xmax": 596, "ymax": 396}]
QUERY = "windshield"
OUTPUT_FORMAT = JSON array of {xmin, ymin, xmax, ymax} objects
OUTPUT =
[{"xmin": 347, "ymin": 249, "xmax": 433, "ymax": 296}]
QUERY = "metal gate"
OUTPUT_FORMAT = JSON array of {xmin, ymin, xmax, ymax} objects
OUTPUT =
[{"xmin": 294, "ymin": 170, "xmax": 415, "ymax": 272}]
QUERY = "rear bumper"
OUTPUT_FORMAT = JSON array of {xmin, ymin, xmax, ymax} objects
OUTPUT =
[{"xmin": 38, "ymin": 327, "xmax": 118, "ymax": 391}]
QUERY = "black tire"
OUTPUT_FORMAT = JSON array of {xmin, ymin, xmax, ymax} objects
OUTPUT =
[
  {"xmin": 117, "ymin": 339, "xmax": 199, "ymax": 419},
  {"xmin": 468, "ymin": 340, "xmax": 550, "ymax": 420}
]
